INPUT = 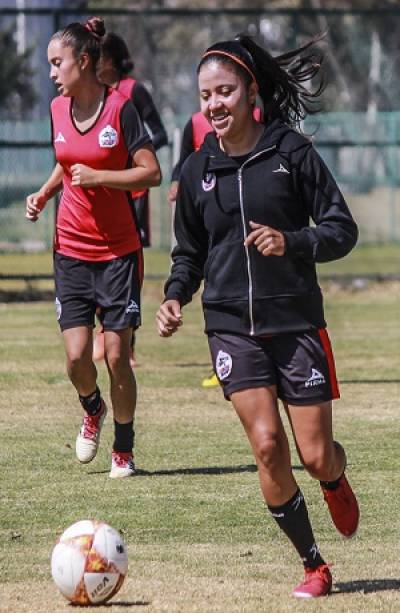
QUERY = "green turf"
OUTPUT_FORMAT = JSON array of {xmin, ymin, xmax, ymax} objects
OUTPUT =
[
  {"xmin": 0, "ymin": 278, "xmax": 399, "ymax": 610},
  {"xmin": 0, "ymin": 243, "xmax": 400, "ymax": 278}
]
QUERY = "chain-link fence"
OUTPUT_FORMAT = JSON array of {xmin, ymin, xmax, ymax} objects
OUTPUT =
[{"xmin": 1, "ymin": 6, "xmax": 400, "ymax": 250}]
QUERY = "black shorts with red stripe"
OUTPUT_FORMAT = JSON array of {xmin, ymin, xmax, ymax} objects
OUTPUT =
[
  {"xmin": 208, "ymin": 329, "xmax": 339, "ymax": 405},
  {"xmin": 54, "ymin": 250, "xmax": 143, "ymax": 332}
]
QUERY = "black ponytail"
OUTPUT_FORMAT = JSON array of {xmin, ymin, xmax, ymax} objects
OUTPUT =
[{"xmin": 236, "ymin": 34, "xmax": 325, "ymax": 127}]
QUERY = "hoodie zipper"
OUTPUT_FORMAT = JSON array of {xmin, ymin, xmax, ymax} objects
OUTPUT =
[{"xmin": 237, "ymin": 145, "xmax": 276, "ymax": 336}]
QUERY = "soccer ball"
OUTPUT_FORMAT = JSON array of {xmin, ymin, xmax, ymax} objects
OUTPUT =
[{"xmin": 51, "ymin": 520, "xmax": 128, "ymax": 605}]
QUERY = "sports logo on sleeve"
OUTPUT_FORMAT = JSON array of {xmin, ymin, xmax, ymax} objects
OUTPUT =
[
  {"xmin": 202, "ymin": 172, "xmax": 216, "ymax": 192},
  {"xmin": 215, "ymin": 350, "xmax": 232, "ymax": 381},
  {"xmin": 98, "ymin": 125, "xmax": 118, "ymax": 148},
  {"xmin": 54, "ymin": 132, "xmax": 66, "ymax": 143}
]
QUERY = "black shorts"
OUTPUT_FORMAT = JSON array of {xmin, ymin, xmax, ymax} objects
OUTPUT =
[
  {"xmin": 208, "ymin": 330, "xmax": 340, "ymax": 405},
  {"xmin": 54, "ymin": 251, "xmax": 143, "ymax": 332}
]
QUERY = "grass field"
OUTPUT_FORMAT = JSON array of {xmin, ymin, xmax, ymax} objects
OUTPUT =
[{"xmin": 0, "ymin": 251, "xmax": 400, "ymax": 612}]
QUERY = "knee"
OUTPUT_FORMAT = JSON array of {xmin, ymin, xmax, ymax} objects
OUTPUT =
[
  {"xmin": 302, "ymin": 446, "xmax": 336, "ymax": 480},
  {"xmin": 66, "ymin": 352, "xmax": 87, "ymax": 377},
  {"xmin": 105, "ymin": 352, "xmax": 130, "ymax": 377},
  {"xmin": 253, "ymin": 434, "xmax": 283, "ymax": 472}
]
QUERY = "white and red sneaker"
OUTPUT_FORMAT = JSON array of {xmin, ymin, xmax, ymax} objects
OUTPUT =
[
  {"xmin": 109, "ymin": 451, "xmax": 136, "ymax": 479},
  {"xmin": 293, "ymin": 564, "xmax": 332, "ymax": 598},
  {"xmin": 75, "ymin": 399, "xmax": 107, "ymax": 464}
]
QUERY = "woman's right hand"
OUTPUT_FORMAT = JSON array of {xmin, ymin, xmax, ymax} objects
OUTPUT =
[
  {"xmin": 26, "ymin": 192, "xmax": 47, "ymax": 222},
  {"xmin": 156, "ymin": 299, "xmax": 182, "ymax": 337}
]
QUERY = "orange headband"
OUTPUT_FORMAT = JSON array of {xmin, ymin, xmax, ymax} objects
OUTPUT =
[{"xmin": 201, "ymin": 50, "xmax": 257, "ymax": 84}]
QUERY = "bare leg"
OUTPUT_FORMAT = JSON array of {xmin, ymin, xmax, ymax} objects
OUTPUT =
[
  {"xmin": 231, "ymin": 386, "xmax": 297, "ymax": 506},
  {"xmin": 62, "ymin": 326, "xmax": 97, "ymax": 396},
  {"xmin": 284, "ymin": 401, "xmax": 346, "ymax": 481},
  {"xmin": 104, "ymin": 328, "xmax": 136, "ymax": 423}
]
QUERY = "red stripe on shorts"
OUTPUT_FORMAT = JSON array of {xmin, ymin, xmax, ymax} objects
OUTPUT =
[{"xmin": 318, "ymin": 328, "xmax": 340, "ymax": 399}]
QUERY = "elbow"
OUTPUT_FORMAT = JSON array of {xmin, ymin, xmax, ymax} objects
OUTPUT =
[{"xmin": 150, "ymin": 166, "xmax": 162, "ymax": 187}]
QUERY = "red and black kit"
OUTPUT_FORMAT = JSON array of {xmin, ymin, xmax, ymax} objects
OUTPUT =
[{"xmin": 51, "ymin": 87, "xmax": 149, "ymax": 330}]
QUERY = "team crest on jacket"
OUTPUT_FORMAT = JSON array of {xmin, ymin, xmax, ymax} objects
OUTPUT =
[
  {"xmin": 215, "ymin": 350, "xmax": 232, "ymax": 380},
  {"xmin": 202, "ymin": 172, "xmax": 216, "ymax": 192},
  {"xmin": 98, "ymin": 125, "xmax": 118, "ymax": 148}
]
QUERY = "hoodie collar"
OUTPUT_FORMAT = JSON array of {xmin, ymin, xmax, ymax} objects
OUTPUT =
[{"xmin": 202, "ymin": 119, "xmax": 292, "ymax": 172}]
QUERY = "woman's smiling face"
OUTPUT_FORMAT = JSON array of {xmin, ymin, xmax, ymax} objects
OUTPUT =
[{"xmin": 198, "ymin": 60, "xmax": 256, "ymax": 142}]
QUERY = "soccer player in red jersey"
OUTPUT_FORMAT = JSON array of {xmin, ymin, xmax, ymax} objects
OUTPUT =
[
  {"xmin": 26, "ymin": 17, "xmax": 161, "ymax": 478},
  {"xmin": 92, "ymin": 31, "xmax": 168, "ymax": 367},
  {"xmin": 157, "ymin": 35, "xmax": 359, "ymax": 597}
]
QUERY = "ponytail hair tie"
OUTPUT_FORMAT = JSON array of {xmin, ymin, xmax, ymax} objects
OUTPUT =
[{"xmin": 84, "ymin": 23, "xmax": 101, "ymax": 40}]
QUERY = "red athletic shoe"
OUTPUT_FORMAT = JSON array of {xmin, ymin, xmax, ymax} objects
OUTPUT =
[
  {"xmin": 292, "ymin": 564, "xmax": 332, "ymax": 598},
  {"xmin": 321, "ymin": 474, "xmax": 359, "ymax": 538}
]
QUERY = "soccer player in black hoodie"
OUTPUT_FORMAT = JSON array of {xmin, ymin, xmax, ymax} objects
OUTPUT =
[{"xmin": 156, "ymin": 35, "xmax": 359, "ymax": 598}]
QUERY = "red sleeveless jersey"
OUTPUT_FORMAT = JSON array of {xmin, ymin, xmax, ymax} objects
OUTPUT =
[{"xmin": 51, "ymin": 88, "xmax": 150, "ymax": 261}]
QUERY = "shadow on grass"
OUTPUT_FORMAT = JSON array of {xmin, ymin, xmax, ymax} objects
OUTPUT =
[
  {"xmin": 334, "ymin": 579, "xmax": 400, "ymax": 594},
  {"xmin": 102, "ymin": 600, "xmax": 151, "ymax": 607},
  {"xmin": 89, "ymin": 464, "xmax": 305, "ymax": 477}
]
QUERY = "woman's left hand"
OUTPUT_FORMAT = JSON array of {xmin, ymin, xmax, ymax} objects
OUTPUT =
[
  {"xmin": 244, "ymin": 221, "xmax": 285, "ymax": 256},
  {"xmin": 71, "ymin": 163, "xmax": 99, "ymax": 188}
]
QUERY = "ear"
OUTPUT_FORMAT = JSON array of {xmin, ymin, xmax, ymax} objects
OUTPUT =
[
  {"xmin": 248, "ymin": 81, "xmax": 259, "ymax": 106},
  {"xmin": 79, "ymin": 53, "xmax": 90, "ymax": 71}
]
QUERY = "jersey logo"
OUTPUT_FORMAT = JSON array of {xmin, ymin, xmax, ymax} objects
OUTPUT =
[
  {"xmin": 272, "ymin": 163, "xmax": 290, "ymax": 174},
  {"xmin": 305, "ymin": 368, "xmax": 325, "ymax": 388},
  {"xmin": 98, "ymin": 125, "xmax": 118, "ymax": 148},
  {"xmin": 202, "ymin": 172, "xmax": 216, "ymax": 192},
  {"xmin": 54, "ymin": 132, "xmax": 66, "ymax": 143},
  {"xmin": 215, "ymin": 350, "xmax": 232, "ymax": 381}
]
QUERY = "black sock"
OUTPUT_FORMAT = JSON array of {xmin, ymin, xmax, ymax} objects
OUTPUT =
[
  {"xmin": 268, "ymin": 489, "xmax": 325, "ymax": 569},
  {"xmin": 113, "ymin": 420, "xmax": 134, "ymax": 453},
  {"xmin": 320, "ymin": 477, "xmax": 342, "ymax": 490},
  {"xmin": 79, "ymin": 386, "xmax": 101, "ymax": 416}
]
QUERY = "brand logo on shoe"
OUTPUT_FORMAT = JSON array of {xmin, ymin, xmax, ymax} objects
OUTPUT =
[
  {"xmin": 215, "ymin": 350, "xmax": 232, "ymax": 380},
  {"xmin": 272, "ymin": 163, "xmax": 290, "ymax": 174},
  {"xmin": 202, "ymin": 172, "xmax": 216, "ymax": 192},
  {"xmin": 305, "ymin": 368, "xmax": 325, "ymax": 388},
  {"xmin": 54, "ymin": 131, "xmax": 66, "ymax": 143},
  {"xmin": 99, "ymin": 125, "xmax": 118, "ymax": 148},
  {"xmin": 126, "ymin": 299, "xmax": 140, "ymax": 314}
]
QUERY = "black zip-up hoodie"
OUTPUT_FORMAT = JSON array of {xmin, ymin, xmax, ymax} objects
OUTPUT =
[{"xmin": 165, "ymin": 119, "xmax": 358, "ymax": 336}]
